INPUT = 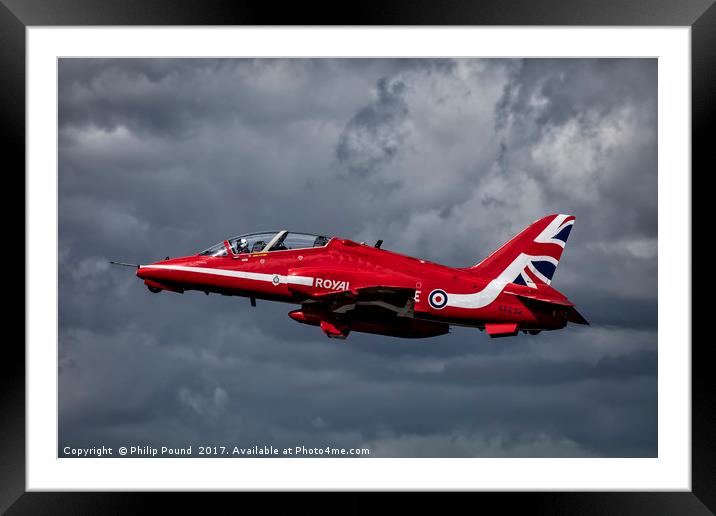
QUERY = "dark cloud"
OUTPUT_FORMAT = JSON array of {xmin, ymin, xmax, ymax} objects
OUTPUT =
[
  {"xmin": 59, "ymin": 58, "xmax": 657, "ymax": 458},
  {"xmin": 336, "ymin": 76, "xmax": 410, "ymax": 176}
]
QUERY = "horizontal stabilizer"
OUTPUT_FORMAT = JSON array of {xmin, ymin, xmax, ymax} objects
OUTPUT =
[
  {"xmin": 508, "ymin": 290, "xmax": 574, "ymax": 306},
  {"xmin": 567, "ymin": 307, "xmax": 590, "ymax": 325},
  {"xmin": 514, "ymin": 293, "xmax": 589, "ymax": 326}
]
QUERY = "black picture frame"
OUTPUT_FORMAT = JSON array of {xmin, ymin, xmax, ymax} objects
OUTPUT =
[{"xmin": 4, "ymin": 0, "xmax": 710, "ymax": 512}]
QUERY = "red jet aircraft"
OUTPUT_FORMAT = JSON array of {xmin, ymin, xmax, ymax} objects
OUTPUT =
[{"xmin": 115, "ymin": 214, "xmax": 588, "ymax": 339}]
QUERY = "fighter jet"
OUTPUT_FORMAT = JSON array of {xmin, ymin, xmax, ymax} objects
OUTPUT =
[{"xmin": 112, "ymin": 214, "xmax": 588, "ymax": 339}]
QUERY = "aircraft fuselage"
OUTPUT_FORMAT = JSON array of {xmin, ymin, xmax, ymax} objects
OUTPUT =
[{"xmin": 135, "ymin": 219, "xmax": 586, "ymax": 340}]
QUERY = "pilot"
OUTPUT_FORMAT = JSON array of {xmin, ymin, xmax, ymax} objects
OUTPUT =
[{"xmin": 235, "ymin": 238, "xmax": 249, "ymax": 254}]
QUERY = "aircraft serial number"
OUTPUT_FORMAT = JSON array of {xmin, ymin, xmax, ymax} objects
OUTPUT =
[{"xmin": 498, "ymin": 304, "xmax": 523, "ymax": 315}]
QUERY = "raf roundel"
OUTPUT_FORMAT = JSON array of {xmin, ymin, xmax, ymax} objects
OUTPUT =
[{"xmin": 428, "ymin": 289, "xmax": 448, "ymax": 310}]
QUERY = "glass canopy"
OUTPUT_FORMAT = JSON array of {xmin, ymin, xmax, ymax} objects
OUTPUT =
[{"xmin": 199, "ymin": 231, "xmax": 330, "ymax": 257}]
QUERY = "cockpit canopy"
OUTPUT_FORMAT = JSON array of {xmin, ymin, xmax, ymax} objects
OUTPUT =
[{"xmin": 199, "ymin": 230, "xmax": 330, "ymax": 257}]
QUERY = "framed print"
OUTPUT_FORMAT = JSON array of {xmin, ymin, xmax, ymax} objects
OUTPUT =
[{"xmin": 4, "ymin": 0, "xmax": 711, "ymax": 512}]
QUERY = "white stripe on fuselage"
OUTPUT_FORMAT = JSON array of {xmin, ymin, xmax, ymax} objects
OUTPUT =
[
  {"xmin": 146, "ymin": 253, "xmax": 554, "ymax": 311},
  {"xmin": 140, "ymin": 264, "xmax": 314, "ymax": 286},
  {"xmin": 446, "ymin": 253, "xmax": 554, "ymax": 309}
]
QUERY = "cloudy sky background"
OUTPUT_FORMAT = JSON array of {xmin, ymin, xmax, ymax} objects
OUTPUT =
[{"xmin": 58, "ymin": 58, "xmax": 657, "ymax": 457}]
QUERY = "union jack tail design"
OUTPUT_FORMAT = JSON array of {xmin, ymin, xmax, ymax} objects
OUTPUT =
[{"xmin": 468, "ymin": 214, "xmax": 575, "ymax": 287}]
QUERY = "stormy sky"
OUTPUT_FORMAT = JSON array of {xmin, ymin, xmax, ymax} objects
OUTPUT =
[{"xmin": 58, "ymin": 58, "xmax": 657, "ymax": 458}]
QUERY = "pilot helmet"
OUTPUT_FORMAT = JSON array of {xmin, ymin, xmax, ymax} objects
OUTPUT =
[{"xmin": 238, "ymin": 238, "xmax": 248, "ymax": 249}]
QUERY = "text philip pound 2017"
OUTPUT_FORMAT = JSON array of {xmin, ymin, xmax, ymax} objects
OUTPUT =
[{"xmin": 62, "ymin": 445, "xmax": 370, "ymax": 457}]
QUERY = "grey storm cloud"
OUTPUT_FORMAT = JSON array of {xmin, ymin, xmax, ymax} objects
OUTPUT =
[
  {"xmin": 59, "ymin": 58, "xmax": 657, "ymax": 458},
  {"xmin": 336, "ymin": 76, "xmax": 411, "ymax": 176}
]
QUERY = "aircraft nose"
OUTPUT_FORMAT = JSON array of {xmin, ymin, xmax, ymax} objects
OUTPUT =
[
  {"xmin": 136, "ymin": 265, "xmax": 161, "ymax": 281},
  {"xmin": 135, "ymin": 264, "xmax": 184, "ymax": 294},
  {"xmin": 136, "ymin": 264, "xmax": 163, "ymax": 280}
]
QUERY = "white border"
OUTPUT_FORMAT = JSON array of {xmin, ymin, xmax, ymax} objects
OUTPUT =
[{"xmin": 27, "ymin": 27, "xmax": 690, "ymax": 490}]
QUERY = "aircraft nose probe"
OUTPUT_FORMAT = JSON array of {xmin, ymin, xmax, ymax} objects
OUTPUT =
[
  {"xmin": 109, "ymin": 261, "xmax": 140, "ymax": 268},
  {"xmin": 110, "ymin": 254, "xmax": 170, "ymax": 268},
  {"xmin": 110, "ymin": 259, "xmax": 178, "ymax": 294}
]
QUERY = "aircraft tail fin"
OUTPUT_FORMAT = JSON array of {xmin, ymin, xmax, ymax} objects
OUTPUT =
[{"xmin": 467, "ymin": 214, "xmax": 575, "ymax": 286}]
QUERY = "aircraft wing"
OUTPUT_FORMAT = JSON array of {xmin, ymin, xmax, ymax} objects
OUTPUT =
[
  {"xmin": 309, "ymin": 285, "xmax": 415, "ymax": 300},
  {"xmin": 305, "ymin": 286, "xmax": 416, "ymax": 315},
  {"xmin": 285, "ymin": 266, "xmax": 417, "ymax": 314}
]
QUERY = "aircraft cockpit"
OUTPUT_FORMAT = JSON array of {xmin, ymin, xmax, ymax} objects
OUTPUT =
[{"xmin": 198, "ymin": 230, "xmax": 330, "ymax": 257}]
